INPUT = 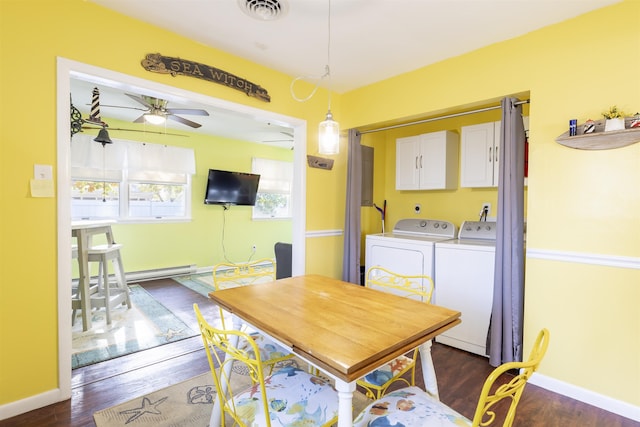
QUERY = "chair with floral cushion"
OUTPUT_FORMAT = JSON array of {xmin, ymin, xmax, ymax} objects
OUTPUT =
[
  {"xmin": 353, "ymin": 328, "xmax": 550, "ymax": 427},
  {"xmin": 193, "ymin": 303, "xmax": 338, "ymax": 427},
  {"xmin": 212, "ymin": 259, "xmax": 294, "ymax": 373},
  {"xmin": 356, "ymin": 266, "xmax": 434, "ymax": 400}
]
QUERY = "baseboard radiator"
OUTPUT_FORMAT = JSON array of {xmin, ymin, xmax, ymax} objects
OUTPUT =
[{"xmin": 125, "ymin": 264, "xmax": 197, "ymax": 282}]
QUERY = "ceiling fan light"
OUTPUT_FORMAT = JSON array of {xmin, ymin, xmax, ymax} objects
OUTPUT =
[
  {"xmin": 318, "ymin": 110, "xmax": 339, "ymax": 155},
  {"xmin": 144, "ymin": 113, "xmax": 166, "ymax": 125}
]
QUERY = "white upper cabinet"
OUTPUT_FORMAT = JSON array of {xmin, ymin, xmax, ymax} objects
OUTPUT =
[
  {"xmin": 461, "ymin": 117, "xmax": 529, "ymax": 188},
  {"xmin": 460, "ymin": 121, "xmax": 501, "ymax": 188},
  {"xmin": 396, "ymin": 130, "xmax": 459, "ymax": 190}
]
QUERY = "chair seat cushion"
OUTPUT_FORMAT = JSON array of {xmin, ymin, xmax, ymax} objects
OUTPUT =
[
  {"xmin": 361, "ymin": 354, "xmax": 414, "ymax": 386},
  {"xmin": 231, "ymin": 366, "xmax": 338, "ymax": 427},
  {"xmin": 243, "ymin": 332, "xmax": 292, "ymax": 364},
  {"xmin": 353, "ymin": 386, "xmax": 471, "ymax": 427}
]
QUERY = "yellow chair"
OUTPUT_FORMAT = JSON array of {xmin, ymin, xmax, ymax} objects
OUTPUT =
[
  {"xmin": 212, "ymin": 259, "xmax": 293, "ymax": 372},
  {"xmin": 356, "ymin": 266, "xmax": 434, "ymax": 399},
  {"xmin": 353, "ymin": 328, "xmax": 550, "ymax": 427},
  {"xmin": 212, "ymin": 258, "xmax": 277, "ymax": 291},
  {"xmin": 193, "ymin": 303, "xmax": 338, "ymax": 427}
]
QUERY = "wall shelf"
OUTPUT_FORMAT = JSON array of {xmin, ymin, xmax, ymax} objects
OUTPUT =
[{"xmin": 556, "ymin": 118, "xmax": 640, "ymax": 150}]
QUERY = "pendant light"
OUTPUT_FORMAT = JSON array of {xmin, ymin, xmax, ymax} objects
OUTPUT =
[{"xmin": 318, "ymin": 0, "xmax": 339, "ymax": 155}]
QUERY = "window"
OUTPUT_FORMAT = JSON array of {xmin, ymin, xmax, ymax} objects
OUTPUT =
[
  {"xmin": 70, "ymin": 134, "xmax": 194, "ymax": 221},
  {"xmin": 252, "ymin": 158, "xmax": 293, "ymax": 219}
]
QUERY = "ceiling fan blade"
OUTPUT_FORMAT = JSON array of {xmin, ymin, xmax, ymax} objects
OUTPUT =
[
  {"xmin": 166, "ymin": 108, "xmax": 209, "ymax": 117},
  {"xmin": 125, "ymin": 93, "xmax": 153, "ymax": 109},
  {"xmin": 100, "ymin": 103, "xmax": 148, "ymax": 112},
  {"xmin": 168, "ymin": 114, "xmax": 202, "ymax": 128}
]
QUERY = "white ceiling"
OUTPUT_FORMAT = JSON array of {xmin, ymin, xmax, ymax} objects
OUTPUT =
[{"xmin": 76, "ymin": 0, "xmax": 619, "ymax": 144}]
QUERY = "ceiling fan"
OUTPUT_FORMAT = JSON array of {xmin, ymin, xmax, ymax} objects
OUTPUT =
[
  {"xmin": 262, "ymin": 131, "xmax": 294, "ymax": 143},
  {"xmin": 104, "ymin": 94, "xmax": 210, "ymax": 128}
]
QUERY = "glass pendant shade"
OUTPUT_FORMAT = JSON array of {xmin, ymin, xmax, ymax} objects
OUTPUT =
[
  {"xmin": 144, "ymin": 113, "xmax": 166, "ymax": 125},
  {"xmin": 318, "ymin": 110, "xmax": 339, "ymax": 155}
]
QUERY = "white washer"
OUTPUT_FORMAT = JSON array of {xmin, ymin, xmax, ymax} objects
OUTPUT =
[
  {"xmin": 434, "ymin": 220, "xmax": 497, "ymax": 356},
  {"xmin": 365, "ymin": 218, "xmax": 456, "ymax": 303}
]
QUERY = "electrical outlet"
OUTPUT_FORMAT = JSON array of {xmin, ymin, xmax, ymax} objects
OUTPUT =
[
  {"xmin": 252, "ymin": 245, "xmax": 256, "ymax": 252},
  {"xmin": 482, "ymin": 203, "xmax": 491, "ymax": 216}
]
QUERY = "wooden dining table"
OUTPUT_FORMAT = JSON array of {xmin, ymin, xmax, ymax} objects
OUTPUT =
[{"xmin": 208, "ymin": 274, "xmax": 461, "ymax": 427}]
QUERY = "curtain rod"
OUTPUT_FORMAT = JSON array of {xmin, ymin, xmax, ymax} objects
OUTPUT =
[{"xmin": 359, "ymin": 99, "xmax": 530, "ymax": 135}]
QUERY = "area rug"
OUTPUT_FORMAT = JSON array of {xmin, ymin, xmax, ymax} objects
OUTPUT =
[
  {"xmin": 173, "ymin": 273, "xmax": 214, "ymax": 298},
  {"xmin": 94, "ymin": 358, "xmax": 370, "ymax": 427},
  {"xmin": 72, "ymin": 284, "xmax": 198, "ymax": 369}
]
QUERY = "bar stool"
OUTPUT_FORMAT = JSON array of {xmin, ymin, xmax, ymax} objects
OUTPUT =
[
  {"xmin": 71, "ymin": 245, "xmax": 100, "ymax": 326},
  {"xmin": 87, "ymin": 243, "xmax": 132, "ymax": 325}
]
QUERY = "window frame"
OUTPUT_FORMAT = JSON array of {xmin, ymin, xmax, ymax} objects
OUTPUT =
[{"xmin": 251, "ymin": 157, "xmax": 294, "ymax": 220}]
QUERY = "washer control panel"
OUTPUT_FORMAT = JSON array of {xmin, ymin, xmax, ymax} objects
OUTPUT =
[
  {"xmin": 458, "ymin": 221, "xmax": 497, "ymax": 240},
  {"xmin": 393, "ymin": 218, "xmax": 457, "ymax": 238}
]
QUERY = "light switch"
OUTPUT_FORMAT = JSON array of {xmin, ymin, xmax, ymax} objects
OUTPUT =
[{"xmin": 34, "ymin": 164, "xmax": 53, "ymax": 180}]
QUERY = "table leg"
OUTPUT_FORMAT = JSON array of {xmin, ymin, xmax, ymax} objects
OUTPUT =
[
  {"xmin": 419, "ymin": 339, "xmax": 439, "ymax": 399},
  {"xmin": 334, "ymin": 378, "xmax": 355, "ymax": 427}
]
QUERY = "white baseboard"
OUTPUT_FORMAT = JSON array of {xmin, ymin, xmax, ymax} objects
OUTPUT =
[
  {"xmin": 529, "ymin": 372, "xmax": 640, "ymax": 422},
  {"xmin": 125, "ymin": 264, "xmax": 197, "ymax": 282},
  {"xmin": 0, "ymin": 388, "xmax": 63, "ymax": 421}
]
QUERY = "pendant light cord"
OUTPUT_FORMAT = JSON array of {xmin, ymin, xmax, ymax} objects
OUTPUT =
[
  {"xmin": 326, "ymin": 0, "xmax": 332, "ymax": 111},
  {"xmin": 290, "ymin": 0, "xmax": 333, "ymax": 103}
]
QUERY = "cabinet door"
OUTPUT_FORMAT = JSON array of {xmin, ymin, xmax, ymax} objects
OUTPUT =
[
  {"xmin": 461, "ymin": 122, "xmax": 496, "ymax": 188},
  {"xmin": 395, "ymin": 136, "xmax": 420, "ymax": 190},
  {"xmin": 419, "ymin": 131, "xmax": 459, "ymax": 190}
]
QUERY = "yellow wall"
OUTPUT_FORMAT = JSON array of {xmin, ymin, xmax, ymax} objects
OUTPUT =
[
  {"xmin": 1, "ymin": 0, "xmax": 638, "ymax": 417},
  {"xmin": 0, "ymin": 0, "xmax": 343, "ymax": 406},
  {"xmin": 345, "ymin": 0, "xmax": 639, "ymax": 409},
  {"xmin": 359, "ymin": 106, "xmax": 530, "ymax": 241}
]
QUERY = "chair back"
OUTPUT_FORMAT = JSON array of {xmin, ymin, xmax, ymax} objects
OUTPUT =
[
  {"xmin": 212, "ymin": 258, "xmax": 276, "ymax": 291},
  {"xmin": 274, "ymin": 242, "xmax": 292, "ymax": 279},
  {"xmin": 366, "ymin": 266, "xmax": 433, "ymax": 303},
  {"xmin": 194, "ymin": 303, "xmax": 270, "ymax": 427},
  {"xmin": 470, "ymin": 328, "xmax": 550, "ymax": 427},
  {"xmin": 194, "ymin": 303, "xmax": 338, "ymax": 427}
]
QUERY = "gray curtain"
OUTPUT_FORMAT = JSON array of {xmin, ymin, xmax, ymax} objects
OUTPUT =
[
  {"xmin": 488, "ymin": 97, "xmax": 526, "ymax": 366},
  {"xmin": 342, "ymin": 129, "xmax": 362, "ymax": 284}
]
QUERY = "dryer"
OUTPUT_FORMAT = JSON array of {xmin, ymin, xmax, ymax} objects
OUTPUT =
[
  {"xmin": 434, "ymin": 220, "xmax": 497, "ymax": 356},
  {"xmin": 365, "ymin": 218, "xmax": 456, "ymax": 303}
]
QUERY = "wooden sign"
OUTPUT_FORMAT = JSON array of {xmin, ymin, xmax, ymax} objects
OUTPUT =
[{"xmin": 141, "ymin": 53, "xmax": 270, "ymax": 102}]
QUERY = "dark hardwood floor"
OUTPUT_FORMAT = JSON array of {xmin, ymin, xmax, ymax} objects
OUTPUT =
[{"xmin": 2, "ymin": 278, "xmax": 636, "ymax": 426}]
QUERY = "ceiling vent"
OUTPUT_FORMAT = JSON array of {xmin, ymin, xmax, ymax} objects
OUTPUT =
[{"xmin": 238, "ymin": 0, "xmax": 289, "ymax": 21}]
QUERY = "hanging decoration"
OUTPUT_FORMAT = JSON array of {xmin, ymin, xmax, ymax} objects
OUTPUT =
[{"xmin": 141, "ymin": 53, "xmax": 270, "ymax": 102}]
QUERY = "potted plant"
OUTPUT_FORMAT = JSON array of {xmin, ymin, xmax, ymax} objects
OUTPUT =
[{"xmin": 602, "ymin": 105, "xmax": 626, "ymax": 131}]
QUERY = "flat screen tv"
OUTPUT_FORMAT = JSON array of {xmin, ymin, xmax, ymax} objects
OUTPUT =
[{"xmin": 204, "ymin": 169, "xmax": 260, "ymax": 206}]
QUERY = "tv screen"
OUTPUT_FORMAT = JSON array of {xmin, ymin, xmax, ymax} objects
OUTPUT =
[{"xmin": 204, "ymin": 169, "xmax": 260, "ymax": 206}]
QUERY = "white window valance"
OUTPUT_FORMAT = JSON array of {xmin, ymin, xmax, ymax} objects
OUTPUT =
[
  {"xmin": 252, "ymin": 157, "xmax": 293, "ymax": 194},
  {"xmin": 70, "ymin": 134, "xmax": 195, "ymax": 183}
]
